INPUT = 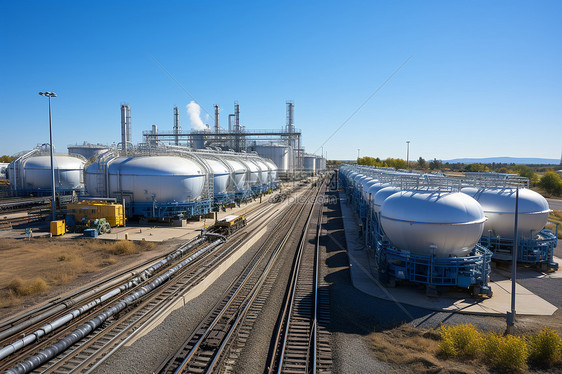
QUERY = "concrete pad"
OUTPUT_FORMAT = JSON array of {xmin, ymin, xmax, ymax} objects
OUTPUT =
[{"xmin": 337, "ymin": 191, "xmax": 558, "ymax": 316}]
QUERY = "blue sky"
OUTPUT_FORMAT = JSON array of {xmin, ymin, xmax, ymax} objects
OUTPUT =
[{"xmin": 1, "ymin": 0, "xmax": 560, "ymax": 161}]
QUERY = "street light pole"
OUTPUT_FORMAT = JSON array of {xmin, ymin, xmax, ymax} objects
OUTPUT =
[
  {"xmin": 406, "ymin": 141, "xmax": 410, "ymax": 168},
  {"xmin": 39, "ymin": 91, "xmax": 57, "ymax": 221}
]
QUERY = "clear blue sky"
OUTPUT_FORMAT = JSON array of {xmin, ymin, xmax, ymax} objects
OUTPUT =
[{"xmin": 1, "ymin": 0, "xmax": 560, "ymax": 161}]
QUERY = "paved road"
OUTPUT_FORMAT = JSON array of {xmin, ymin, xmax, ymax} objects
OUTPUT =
[{"xmin": 547, "ymin": 198, "xmax": 562, "ymax": 211}]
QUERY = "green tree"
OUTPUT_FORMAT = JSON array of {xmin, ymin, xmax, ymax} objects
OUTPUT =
[
  {"xmin": 429, "ymin": 158, "xmax": 443, "ymax": 170},
  {"xmin": 0, "ymin": 155, "xmax": 15, "ymax": 163},
  {"xmin": 539, "ymin": 171, "xmax": 562, "ymax": 196},
  {"xmin": 509, "ymin": 165, "xmax": 538, "ymax": 184},
  {"xmin": 466, "ymin": 163, "xmax": 489, "ymax": 172},
  {"xmin": 417, "ymin": 157, "xmax": 427, "ymax": 169}
]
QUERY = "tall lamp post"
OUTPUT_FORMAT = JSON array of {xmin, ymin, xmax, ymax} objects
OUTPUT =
[
  {"xmin": 406, "ymin": 141, "xmax": 410, "ymax": 168},
  {"xmin": 39, "ymin": 91, "xmax": 57, "ymax": 221}
]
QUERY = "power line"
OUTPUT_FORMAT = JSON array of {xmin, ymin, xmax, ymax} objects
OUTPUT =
[{"xmin": 314, "ymin": 55, "xmax": 413, "ymax": 155}]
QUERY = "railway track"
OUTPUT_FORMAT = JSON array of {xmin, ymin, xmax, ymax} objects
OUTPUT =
[
  {"xmin": 0, "ymin": 187, "xmax": 304, "ymax": 373},
  {"xmin": 267, "ymin": 183, "xmax": 332, "ymax": 373},
  {"xmin": 157, "ymin": 181, "xmax": 328, "ymax": 374}
]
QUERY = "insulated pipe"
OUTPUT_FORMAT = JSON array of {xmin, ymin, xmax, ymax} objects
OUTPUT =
[
  {"xmin": 5, "ymin": 238, "xmax": 223, "ymax": 374},
  {"xmin": 0, "ymin": 237, "xmax": 207, "ymax": 361}
]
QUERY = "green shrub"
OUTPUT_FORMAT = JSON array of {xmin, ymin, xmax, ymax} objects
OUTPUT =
[
  {"xmin": 528, "ymin": 328, "xmax": 562, "ymax": 367},
  {"xmin": 438, "ymin": 323, "xmax": 483, "ymax": 358},
  {"xmin": 484, "ymin": 332, "xmax": 529, "ymax": 372}
]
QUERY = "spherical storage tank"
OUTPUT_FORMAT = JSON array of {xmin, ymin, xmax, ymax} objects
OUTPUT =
[
  {"xmin": 86, "ymin": 156, "xmax": 205, "ymax": 203},
  {"xmin": 12, "ymin": 155, "xmax": 85, "ymax": 192},
  {"xmin": 461, "ymin": 187, "xmax": 550, "ymax": 239},
  {"xmin": 380, "ymin": 191, "xmax": 486, "ymax": 257}
]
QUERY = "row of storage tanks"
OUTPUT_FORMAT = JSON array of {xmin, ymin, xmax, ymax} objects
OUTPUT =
[
  {"xmin": 8, "ymin": 149, "xmax": 279, "ymax": 206},
  {"xmin": 339, "ymin": 165, "xmax": 552, "ymax": 258}
]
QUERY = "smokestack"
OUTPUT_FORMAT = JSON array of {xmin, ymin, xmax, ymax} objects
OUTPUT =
[
  {"xmin": 173, "ymin": 106, "xmax": 181, "ymax": 145},
  {"xmin": 286, "ymin": 101, "xmax": 294, "ymax": 133},
  {"xmin": 228, "ymin": 114, "xmax": 234, "ymax": 132},
  {"xmin": 121, "ymin": 104, "xmax": 131, "ymax": 152},
  {"xmin": 234, "ymin": 101, "xmax": 240, "ymax": 132},
  {"xmin": 214, "ymin": 105, "xmax": 220, "ymax": 133}
]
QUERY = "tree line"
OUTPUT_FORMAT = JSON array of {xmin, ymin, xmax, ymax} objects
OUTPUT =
[{"xmin": 356, "ymin": 156, "xmax": 562, "ymax": 196}]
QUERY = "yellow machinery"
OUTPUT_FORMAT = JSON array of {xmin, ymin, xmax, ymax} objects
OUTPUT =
[
  {"xmin": 50, "ymin": 220, "xmax": 66, "ymax": 236},
  {"xmin": 214, "ymin": 215, "xmax": 246, "ymax": 234},
  {"xmin": 67, "ymin": 200, "xmax": 125, "ymax": 227}
]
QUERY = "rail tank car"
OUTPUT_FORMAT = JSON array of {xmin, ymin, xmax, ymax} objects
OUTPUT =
[
  {"xmin": 461, "ymin": 187, "xmax": 551, "ymax": 239},
  {"xmin": 380, "ymin": 191, "xmax": 486, "ymax": 257}
]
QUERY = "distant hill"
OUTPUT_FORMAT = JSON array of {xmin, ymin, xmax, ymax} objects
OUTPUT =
[{"xmin": 443, "ymin": 157, "xmax": 560, "ymax": 165}]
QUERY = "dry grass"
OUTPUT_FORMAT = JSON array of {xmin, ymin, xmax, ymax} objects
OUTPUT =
[
  {"xmin": 367, "ymin": 324, "xmax": 481, "ymax": 373},
  {"xmin": 7, "ymin": 276, "xmax": 48, "ymax": 296},
  {"xmin": 0, "ymin": 237, "xmax": 159, "ymax": 309}
]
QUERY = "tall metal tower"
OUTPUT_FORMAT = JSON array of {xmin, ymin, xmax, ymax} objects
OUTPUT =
[
  {"xmin": 173, "ymin": 106, "xmax": 181, "ymax": 145},
  {"xmin": 214, "ymin": 105, "xmax": 220, "ymax": 133},
  {"xmin": 120, "ymin": 104, "xmax": 131, "ymax": 153}
]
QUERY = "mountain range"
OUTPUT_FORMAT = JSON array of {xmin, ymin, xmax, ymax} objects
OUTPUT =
[{"xmin": 442, "ymin": 157, "xmax": 560, "ymax": 165}]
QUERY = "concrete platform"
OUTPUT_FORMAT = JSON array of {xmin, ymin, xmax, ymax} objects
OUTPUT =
[{"xmin": 337, "ymin": 191, "xmax": 558, "ymax": 316}]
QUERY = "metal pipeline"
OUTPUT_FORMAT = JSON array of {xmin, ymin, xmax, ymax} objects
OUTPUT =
[
  {"xmin": 5, "ymin": 238, "xmax": 224, "ymax": 374},
  {"xmin": 0, "ymin": 236, "xmax": 207, "ymax": 362}
]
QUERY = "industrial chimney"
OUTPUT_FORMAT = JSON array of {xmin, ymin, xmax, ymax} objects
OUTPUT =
[
  {"xmin": 173, "ymin": 106, "xmax": 181, "ymax": 145},
  {"xmin": 234, "ymin": 101, "xmax": 241, "ymax": 132},
  {"xmin": 286, "ymin": 101, "xmax": 294, "ymax": 133},
  {"xmin": 120, "ymin": 104, "xmax": 131, "ymax": 153},
  {"xmin": 214, "ymin": 105, "xmax": 220, "ymax": 133}
]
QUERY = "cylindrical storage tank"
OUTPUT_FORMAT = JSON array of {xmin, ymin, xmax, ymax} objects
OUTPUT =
[
  {"xmin": 254, "ymin": 145, "xmax": 291, "ymax": 173},
  {"xmin": 304, "ymin": 155, "xmax": 316, "ymax": 173},
  {"xmin": 373, "ymin": 186, "xmax": 402, "ymax": 214},
  {"xmin": 253, "ymin": 158, "xmax": 269, "ymax": 185},
  {"xmin": 360, "ymin": 178, "xmax": 378, "ymax": 200},
  {"xmin": 199, "ymin": 156, "xmax": 230, "ymax": 195},
  {"xmin": 12, "ymin": 155, "xmax": 85, "ymax": 193},
  {"xmin": 223, "ymin": 158, "xmax": 247, "ymax": 190},
  {"xmin": 106, "ymin": 156, "xmax": 205, "ymax": 203},
  {"xmin": 264, "ymin": 159, "xmax": 278, "ymax": 182},
  {"xmin": 461, "ymin": 187, "xmax": 550, "ymax": 239},
  {"xmin": 365, "ymin": 183, "xmax": 390, "ymax": 206},
  {"xmin": 380, "ymin": 191, "xmax": 486, "ymax": 257},
  {"xmin": 242, "ymin": 159, "xmax": 260, "ymax": 186}
]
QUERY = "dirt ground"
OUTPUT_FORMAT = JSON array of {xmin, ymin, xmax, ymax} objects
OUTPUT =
[{"xmin": 0, "ymin": 236, "xmax": 180, "ymax": 321}]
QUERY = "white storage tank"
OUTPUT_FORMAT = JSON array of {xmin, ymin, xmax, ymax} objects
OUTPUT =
[
  {"xmin": 223, "ymin": 157, "xmax": 248, "ymax": 191},
  {"xmin": 373, "ymin": 186, "xmax": 402, "ymax": 214},
  {"xmin": 199, "ymin": 156, "xmax": 230, "ymax": 195},
  {"xmin": 11, "ymin": 155, "xmax": 85, "ymax": 193},
  {"xmin": 86, "ymin": 156, "xmax": 206, "ymax": 203},
  {"xmin": 304, "ymin": 155, "xmax": 316, "ymax": 173},
  {"xmin": 254, "ymin": 144, "xmax": 291, "ymax": 173},
  {"xmin": 380, "ymin": 191, "xmax": 486, "ymax": 257},
  {"xmin": 461, "ymin": 187, "xmax": 551, "ymax": 239},
  {"xmin": 264, "ymin": 159, "xmax": 278, "ymax": 183},
  {"xmin": 242, "ymin": 158, "xmax": 261, "ymax": 186},
  {"xmin": 253, "ymin": 158, "xmax": 269, "ymax": 185}
]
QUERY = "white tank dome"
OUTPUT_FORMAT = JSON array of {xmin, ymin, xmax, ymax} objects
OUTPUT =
[
  {"xmin": 201, "ymin": 158, "xmax": 230, "ymax": 194},
  {"xmin": 461, "ymin": 187, "xmax": 550, "ymax": 239},
  {"xmin": 373, "ymin": 186, "xmax": 402, "ymax": 213},
  {"xmin": 365, "ymin": 183, "xmax": 390, "ymax": 204},
  {"xmin": 19, "ymin": 155, "xmax": 85, "ymax": 191},
  {"xmin": 224, "ymin": 158, "xmax": 247, "ymax": 190},
  {"xmin": 105, "ymin": 156, "xmax": 205, "ymax": 203},
  {"xmin": 380, "ymin": 191, "xmax": 486, "ymax": 257}
]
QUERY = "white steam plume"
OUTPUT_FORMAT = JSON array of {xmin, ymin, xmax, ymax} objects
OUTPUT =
[{"xmin": 186, "ymin": 101, "xmax": 207, "ymax": 131}]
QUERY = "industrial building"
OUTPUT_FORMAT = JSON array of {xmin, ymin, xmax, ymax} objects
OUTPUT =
[{"xmin": 142, "ymin": 101, "xmax": 326, "ymax": 179}]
